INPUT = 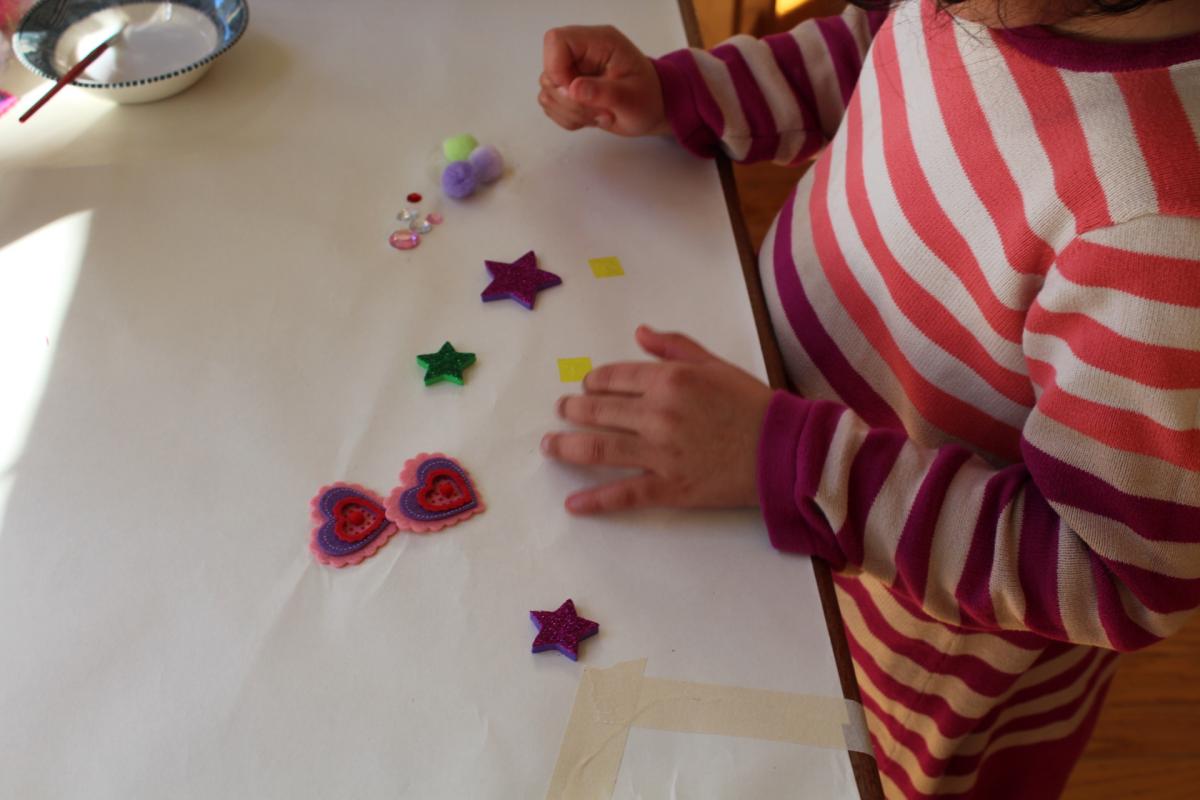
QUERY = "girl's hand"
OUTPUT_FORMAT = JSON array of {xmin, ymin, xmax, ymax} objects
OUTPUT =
[
  {"xmin": 541, "ymin": 326, "xmax": 774, "ymax": 514},
  {"xmin": 539, "ymin": 26, "xmax": 669, "ymax": 136}
]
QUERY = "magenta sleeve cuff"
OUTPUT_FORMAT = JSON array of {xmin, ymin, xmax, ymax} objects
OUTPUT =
[
  {"xmin": 652, "ymin": 52, "xmax": 721, "ymax": 159},
  {"xmin": 757, "ymin": 391, "xmax": 848, "ymax": 562},
  {"xmin": 757, "ymin": 391, "xmax": 814, "ymax": 552}
]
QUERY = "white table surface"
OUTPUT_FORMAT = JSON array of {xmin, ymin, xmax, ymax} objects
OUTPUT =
[{"xmin": 0, "ymin": 1, "xmax": 857, "ymax": 796}]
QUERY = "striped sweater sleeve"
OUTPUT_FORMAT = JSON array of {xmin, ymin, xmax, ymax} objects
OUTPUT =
[
  {"xmin": 758, "ymin": 214, "xmax": 1200, "ymax": 652},
  {"xmin": 652, "ymin": 6, "xmax": 890, "ymax": 164}
]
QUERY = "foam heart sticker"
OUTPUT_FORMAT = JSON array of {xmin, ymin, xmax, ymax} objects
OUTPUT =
[
  {"xmin": 415, "ymin": 467, "xmax": 473, "ymax": 513},
  {"xmin": 310, "ymin": 483, "xmax": 399, "ymax": 567},
  {"xmin": 385, "ymin": 453, "xmax": 485, "ymax": 533}
]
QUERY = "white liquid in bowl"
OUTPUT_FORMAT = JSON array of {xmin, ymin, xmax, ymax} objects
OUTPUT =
[{"xmin": 53, "ymin": 2, "xmax": 219, "ymax": 84}]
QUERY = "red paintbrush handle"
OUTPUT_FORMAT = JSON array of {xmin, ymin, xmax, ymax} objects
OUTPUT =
[{"xmin": 19, "ymin": 38, "xmax": 115, "ymax": 124}]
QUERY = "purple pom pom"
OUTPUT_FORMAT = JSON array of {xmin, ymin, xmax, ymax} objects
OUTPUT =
[
  {"xmin": 468, "ymin": 144, "xmax": 504, "ymax": 184},
  {"xmin": 442, "ymin": 161, "xmax": 478, "ymax": 199}
]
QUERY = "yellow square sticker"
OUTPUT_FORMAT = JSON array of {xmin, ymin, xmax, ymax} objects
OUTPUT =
[
  {"xmin": 557, "ymin": 357, "xmax": 592, "ymax": 383},
  {"xmin": 588, "ymin": 256, "xmax": 625, "ymax": 278}
]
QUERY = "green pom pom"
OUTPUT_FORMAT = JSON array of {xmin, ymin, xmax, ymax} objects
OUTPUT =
[{"xmin": 442, "ymin": 133, "xmax": 479, "ymax": 163}]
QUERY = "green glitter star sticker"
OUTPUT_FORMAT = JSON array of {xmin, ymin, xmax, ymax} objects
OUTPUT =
[{"xmin": 417, "ymin": 341, "xmax": 476, "ymax": 386}]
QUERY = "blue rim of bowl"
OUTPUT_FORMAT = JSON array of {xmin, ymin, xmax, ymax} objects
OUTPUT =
[{"xmin": 13, "ymin": 0, "xmax": 250, "ymax": 90}]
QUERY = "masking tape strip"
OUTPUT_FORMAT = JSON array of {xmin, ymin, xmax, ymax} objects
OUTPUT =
[
  {"xmin": 842, "ymin": 699, "xmax": 872, "ymax": 755},
  {"xmin": 546, "ymin": 659, "xmax": 874, "ymax": 799}
]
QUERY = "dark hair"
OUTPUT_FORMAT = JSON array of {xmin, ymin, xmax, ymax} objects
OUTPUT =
[{"xmin": 848, "ymin": 0, "xmax": 1162, "ymax": 14}]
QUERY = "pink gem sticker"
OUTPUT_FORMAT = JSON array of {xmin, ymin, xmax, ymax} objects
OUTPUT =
[{"xmin": 390, "ymin": 230, "xmax": 420, "ymax": 250}]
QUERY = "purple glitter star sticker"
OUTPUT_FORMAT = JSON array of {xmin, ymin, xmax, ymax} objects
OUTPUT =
[
  {"xmin": 530, "ymin": 599, "xmax": 599, "ymax": 661},
  {"xmin": 481, "ymin": 250, "xmax": 562, "ymax": 310}
]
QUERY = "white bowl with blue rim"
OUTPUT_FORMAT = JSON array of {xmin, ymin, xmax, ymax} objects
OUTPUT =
[{"xmin": 14, "ymin": 0, "xmax": 249, "ymax": 104}]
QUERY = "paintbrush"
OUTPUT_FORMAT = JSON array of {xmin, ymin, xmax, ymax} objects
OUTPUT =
[{"xmin": 19, "ymin": 23, "xmax": 127, "ymax": 123}]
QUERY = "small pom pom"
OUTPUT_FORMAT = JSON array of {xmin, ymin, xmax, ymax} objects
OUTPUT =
[
  {"xmin": 442, "ymin": 161, "xmax": 478, "ymax": 199},
  {"xmin": 442, "ymin": 133, "xmax": 479, "ymax": 163},
  {"xmin": 468, "ymin": 144, "xmax": 504, "ymax": 183}
]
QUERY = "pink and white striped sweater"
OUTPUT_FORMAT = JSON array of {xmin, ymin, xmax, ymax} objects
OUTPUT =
[{"xmin": 654, "ymin": 1, "xmax": 1200, "ymax": 797}]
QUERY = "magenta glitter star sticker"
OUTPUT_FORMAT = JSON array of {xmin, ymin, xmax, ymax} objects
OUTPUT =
[
  {"xmin": 530, "ymin": 599, "xmax": 599, "ymax": 661},
  {"xmin": 481, "ymin": 250, "xmax": 562, "ymax": 310}
]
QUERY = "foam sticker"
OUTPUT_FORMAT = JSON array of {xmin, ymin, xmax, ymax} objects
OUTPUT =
[
  {"xmin": 385, "ymin": 452, "xmax": 485, "ymax": 533},
  {"xmin": 588, "ymin": 256, "xmax": 625, "ymax": 278},
  {"xmin": 557, "ymin": 357, "xmax": 592, "ymax": 383},
  {"xmin": 530, "ymin": 599, "xmax": 600, "ymax": 661},
  {"xmin": 309, "ymin": 483, "xmax": 399, "ymax": 568}
]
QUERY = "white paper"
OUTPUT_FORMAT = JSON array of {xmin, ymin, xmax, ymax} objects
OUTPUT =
[
  {"xmin": 617, "ymin": 729, "xmax": 856, "ymax": 800},
  {"xmin": 0, "ymin": 1, "xmax": 855, "ymax": 797}
]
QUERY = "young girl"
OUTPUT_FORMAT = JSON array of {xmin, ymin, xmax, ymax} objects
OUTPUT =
[{"xmin": 537, "ymin": 0, "xmax": 1200, "ymax": 797}]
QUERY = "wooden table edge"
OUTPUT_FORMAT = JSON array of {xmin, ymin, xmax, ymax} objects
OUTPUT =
[{"xmin": 674, "ymin": 3, "xmax": 884, "ymax": 797}]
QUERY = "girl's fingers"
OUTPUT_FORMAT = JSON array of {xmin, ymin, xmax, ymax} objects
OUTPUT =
[
  {"xmin": 636, "ymin": 325, "xmax": 713, "ymax": 363},
  {"xmin": 568, "ymin": 76, "xmax": 633, "ymax": 115},
  {"xmin": 582, "ymin": 361, "xmax": 661, "ymax": 395},
  {"xmin": 540, "ymin": 430, "xmax": 647, "ymax": 468},
  {"xmin": 542, "ymin": 28, "xmax": 579, "ymax": 87},
  {"xmin": 539, "ymin": 71, "xmax": 572, "ymax": 96},
  {"xmin": 565, "ymin": 474, "xmax": 666, "ymax": 515},
  {"xmin": 540, "ymin": 73, "xmax": 616, "ymax": 132},
  {"xmin": 558, "ymin": 393, "xmax": 645, "ymax": 433},
  {"xmin": 539, "ymin": 78, "xmax": 597, "ymax": 120},
  {"xmin": 538, "ymin": 90, "xmax": 591, "ymax": 130},
  {"xmin": 543, "ymin": 26, "xmax": 621, "ymax": 84}
]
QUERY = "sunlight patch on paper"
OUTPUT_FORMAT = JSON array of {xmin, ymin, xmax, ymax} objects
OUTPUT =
[{"xmin": 0, "ymin": 211, "xmax": 92, "ymax": 528}]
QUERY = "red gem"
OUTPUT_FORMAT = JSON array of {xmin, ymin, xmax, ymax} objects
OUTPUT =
[
  {"xmin": 407, "ymin": 192, "xmax": 422, "ymax": 203},
  {"xmin": 416, "ymin": 468, "xmax": 472, "ymax": 513},
  {"xmin": 331, "ymin": 496, "xmax": 386, "ymax": 543}
]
